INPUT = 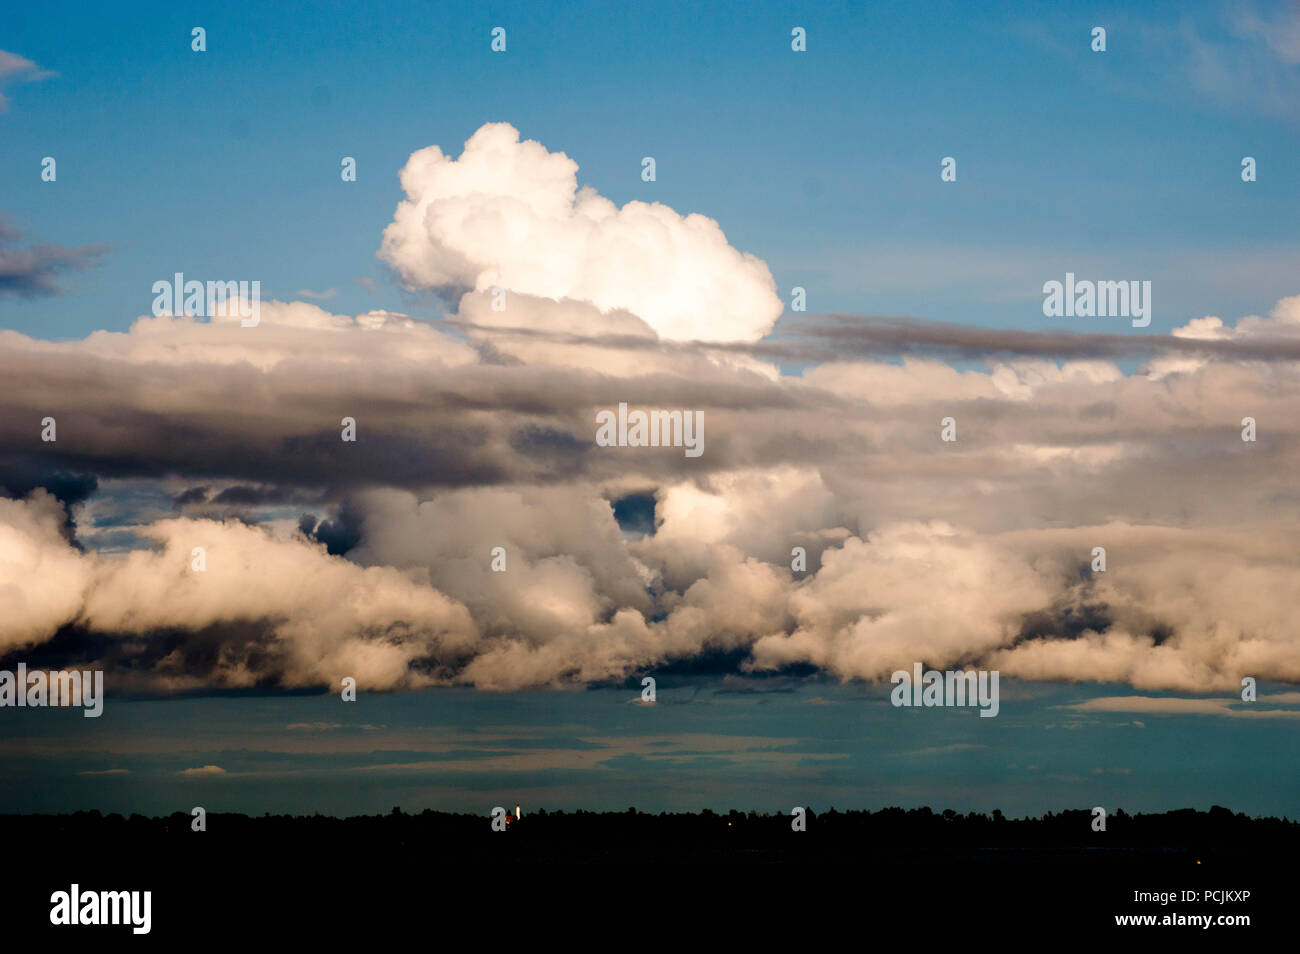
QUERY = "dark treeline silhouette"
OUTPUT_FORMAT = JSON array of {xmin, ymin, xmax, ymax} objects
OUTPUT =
[
  {"xmin": 9, "ymin": 806, "xmax": 1291, "ymax": 938},
  {"xmin": 6, "ymin": 803, "xmax": 1293, "ymax": 862}
]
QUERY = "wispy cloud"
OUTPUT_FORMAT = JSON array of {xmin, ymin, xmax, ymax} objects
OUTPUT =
[
  {"xmin": 1011, "ymin": 3, "xmax": 1300, "ymax": 122},
  {"xmin": 0, "ymin": 50, "xmax": 55, "ymax": 112}
]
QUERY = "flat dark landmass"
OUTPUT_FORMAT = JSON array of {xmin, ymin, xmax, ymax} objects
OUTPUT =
[{"xmin": 6, "ymin": 806, "xmax": 1291, "ymax": 939}]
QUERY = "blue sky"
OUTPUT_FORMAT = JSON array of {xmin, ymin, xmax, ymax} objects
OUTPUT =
[{"xmin": 3, "ymin": 0, "xmax": 1298, "ymax": 339}]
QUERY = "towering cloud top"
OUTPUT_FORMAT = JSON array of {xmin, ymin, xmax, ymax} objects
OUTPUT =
[{"xmin": 378, "ymin": 123, "xmax": 783, "ymax": 342}]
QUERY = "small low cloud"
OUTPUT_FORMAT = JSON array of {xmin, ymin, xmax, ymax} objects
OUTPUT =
[
  {"xmin": 77, "ymin": 768, "xmax": 131, "ymax": 776},
  {"xmin": 893, "ymin": 743, "xmax": 988, "ymax": 757},
  {"xmin": 177, "ymin": 765, "xmax": 227, "ymax": 776},
  {"xmin": 286, "ymin": 721, "xmax": 380, "ymax": 731},
  {"xmin": 1064, "ymin": 696, "xmax": 1300, "ymax": 719},
  {"xmin": 295, "ymin": 287, "xmax": 337, "ymax": 301},
  {"xmin": 0, "ymin": 215, "xmax": 108, "ymax": 298}
]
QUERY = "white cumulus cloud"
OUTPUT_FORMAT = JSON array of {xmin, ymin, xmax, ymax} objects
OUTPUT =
[{"xmin": 378, "ymin": 122, "xmax": 783, "ymax": 343}]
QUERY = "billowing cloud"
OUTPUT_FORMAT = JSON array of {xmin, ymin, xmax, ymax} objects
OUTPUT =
[
  {"xmin": 378, "ymin": 122, "xmax": 783, "ymax": 342},
  {"xmin": 1, "ymin": 126, "xmax": 1299, "ymax": 697},
  {"xmin": 0, "ymin": 491, "xmax": 91, "ymax": 647},
  {"xmin": 3, "ymin": 287, "xmax": 1300, "ymax": 693},
  {"xmin": 0, "ymin": 490, "xmax": 478, "ymax": 690}
]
